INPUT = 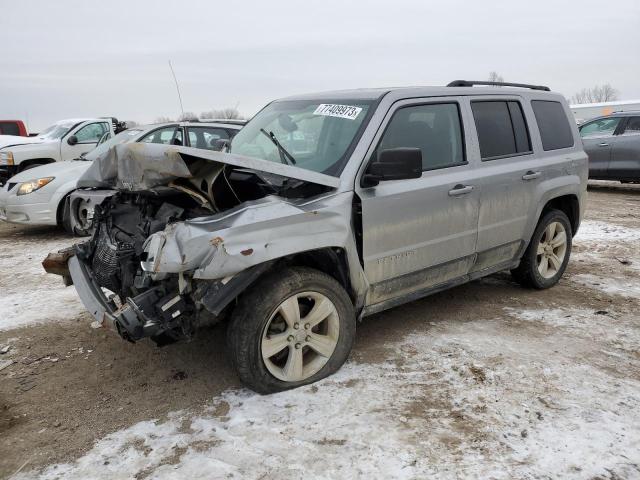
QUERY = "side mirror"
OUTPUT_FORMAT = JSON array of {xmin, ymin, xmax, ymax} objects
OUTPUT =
[
  {"xmin": 67, "ymin": 135, "xmax": 78, "ymax": 146},
  {"xmin": 362, "ymin": 148, "xmax": 422, "ymax": 187},
  {"xmin": 214, "ymin": 139, "xmax": 230, "ymax": 152}
]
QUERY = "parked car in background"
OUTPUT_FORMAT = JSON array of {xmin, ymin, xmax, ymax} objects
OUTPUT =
[
  {"xmin": 579, "ymin": 111, "xmax": 640, "ymax": 183},
  {"xmin": 571, "ymin": 100, "xmax": 640, "ymax": 124},
  {"xmin": 46, "ymin": 81, "xmax": 587, "ymax": 393},
  {"xmin": 0, "ymin": 117, "xmax": 127, "ymax": 185},
  {"xmin": 0, "ymin": 120, "xmax": 29, "ymax": 137},
  {"xmin": 0, "ymin": 121, "xmax": 244, "ymax": 234}
]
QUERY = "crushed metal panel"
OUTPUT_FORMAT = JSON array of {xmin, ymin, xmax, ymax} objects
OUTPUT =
[
  {"xmin": 78, "ymin": 143, "xmax": 340, "ymax": 191},
  {"xmin": 171, "ymin": 146, "xmax": 340, "ymax": 189}
]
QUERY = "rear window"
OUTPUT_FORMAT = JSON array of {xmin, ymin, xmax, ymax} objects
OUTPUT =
[
  {"xmin": 471, "ymin": 101, "xmax": 531, "ymax": 160},
  {"xmin": 0, "ymin": 122, "xmax": 20, "ymax": 136},
  {"xmin": 531, "ymin": 100, "xmax": 574, "ymax": 151}
]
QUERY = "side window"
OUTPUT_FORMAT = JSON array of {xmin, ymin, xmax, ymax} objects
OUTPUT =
[
  {"xmin": 579, "ymin": 118, "xmax": 620, "ymax": 138},
  {"xmin": 377, "ymin": 103, "xmax": 465, "ymax": 171},
  {"xmin": 187, "ymin": 127, "xmax": 230, "ymax": 150},
  {"xmin": 621, "ymin": 117, "xmax": 640, "ymax": 135},
  {"xmin": 0, "ymin": 122, "xmax": 20, "ymax": 136},
  {"xmin": 75, "ymin": 122, "xmax": 109, "ymax": 143},
  {"xmin": 471, "ymin": 101, "xmax": 531, "ymax": 160},
  {"xmin": 140, "ymin": 126, "xmax": 183, "ymax": 145},
  {"xmin": 531, "ymin": 100, "xmax": 575, "ymax": 150}
]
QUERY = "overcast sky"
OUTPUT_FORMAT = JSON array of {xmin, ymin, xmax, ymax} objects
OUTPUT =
[{"xmin": 1, "ymin": 0, "xmax": 638, "ymax": 131}]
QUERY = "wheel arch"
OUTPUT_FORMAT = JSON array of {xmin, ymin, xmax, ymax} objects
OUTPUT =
[
  {"xmin": 19, "ymin": 158, "xmax": 57, "ymax": 171},
  {"xmin": 540, "ymin": 194, "xmax": 580, "ymax": 235},
  {"xmin": 195, "ymin": 247, "xmax": 357, "ymax": 320}
]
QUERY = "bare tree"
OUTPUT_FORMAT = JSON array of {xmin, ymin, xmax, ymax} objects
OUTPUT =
[
  {"xmin": 178, "ymin": 111, "xmax": 199, "ymax": 121},
  {"xmin": 154, "ymin": 116, "xmax": 173, "ymax": 123},
  {"xmin": 124, "ymin": 120, "xmax": 140, "ymax": 128},
  {"xmin": 488, "ymin": 71, "xmax": 504, "ymax": 83},
  {"xmin": 570, "ymin": 84, "xmax": 619, "ymax": 104},
  {"xmin": 200, "ymin": 107, "xmax": 244, "ymax": 120}
]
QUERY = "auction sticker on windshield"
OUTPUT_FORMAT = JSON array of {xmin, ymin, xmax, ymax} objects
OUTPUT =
[{"xmin": 314, "ymin": 104, "xmax": 363, "ymax": 120}]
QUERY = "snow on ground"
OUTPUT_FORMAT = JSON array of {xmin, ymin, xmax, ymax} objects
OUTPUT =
[
  {"xmin": 22, "ymin": 306, "xmax": 640, "ymax": 480},
  {"xmin": 574, "ymin": 220, "xmax": 640, "ymax": 243},
  {"xmin": 570, "ymin": 220, "xmax": 640, "ymax": 297},
  {"xmin": 571, "ymin": 273, "xmax": 640, "ymax": 298},
  {"xmin": 0, "ymin": 230, "xmax": 86, "ymax": 331}
]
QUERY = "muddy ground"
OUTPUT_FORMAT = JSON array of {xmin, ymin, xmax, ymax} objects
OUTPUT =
[{"xmin": 1, "ymin": 181, "xmax": 639, "ymax": 479}]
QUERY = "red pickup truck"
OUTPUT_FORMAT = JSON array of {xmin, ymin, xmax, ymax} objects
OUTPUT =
[{"xmin": 0, "ymin": 120, "xmax": 29, "ymax": 136}]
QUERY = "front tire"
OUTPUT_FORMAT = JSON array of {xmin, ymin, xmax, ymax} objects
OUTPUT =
[
  {"xmin": 227, "ymin": 267, "xmax": 356, "ymax": 394},
  {"xmin": 511, "ymin": 210, "xmax": 572, "ymax": 289}
]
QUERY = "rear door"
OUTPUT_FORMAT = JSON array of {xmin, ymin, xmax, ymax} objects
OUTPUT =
[
  {"xmin": 579, "ymin": 117, "xmax": 623, "ymax": 178},
  {"xmin": 467, "ymin": 96, "xmax": 538, "ymax": 270},
  {"xmin": 610, "ymin": 116, "xmax": 640, "ymax": 181},
  {"xmin": 356, "ymin": 97, "xmax": 480, "ymax": 307}
]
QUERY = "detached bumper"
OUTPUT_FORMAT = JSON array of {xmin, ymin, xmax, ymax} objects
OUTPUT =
[
  {"xmin": 67, "ymin": 255, "xmax": 115, "ymax": 327},
  {"xmin": 65, "ymin": 254, "xmax": 186, "ymax": 342}
]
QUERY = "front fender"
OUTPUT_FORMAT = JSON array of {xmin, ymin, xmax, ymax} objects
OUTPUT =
[
  {"xmin": 142, "ymin": 191, "xmax": 368, "ymax": 304},
  {"xmin": 10, "ymin": 142, "xmax": 60, "ymax": 164}
]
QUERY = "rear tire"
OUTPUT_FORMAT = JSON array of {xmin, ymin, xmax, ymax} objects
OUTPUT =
[
  {"xmin": 227, "ymin": 266, "xmax": 356, "ymax": 394},
  {"xmin": 511, "ymin": 210, "xmax": 572, "ymax": 289}
]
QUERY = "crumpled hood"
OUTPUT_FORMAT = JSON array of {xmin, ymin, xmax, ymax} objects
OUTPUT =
[
  {"xmin": 77, "ymin": 143, "xmax": 340, "ymax": 190},
  {"xmin": 0, "ymin": 134, "xmax": 44, "ymax": 150},
  {"xmin": 7, "ymin": 160, "xmax": 91, "ymax": 183}
]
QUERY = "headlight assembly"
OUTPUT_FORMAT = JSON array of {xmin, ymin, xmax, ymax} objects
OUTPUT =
[
  {"xmin": 17, "ymin": 177, "xmax": 55, "ymax": 196},
  {"xmin": 0, "ymin": 151, "xmax": 14, "ymax": 166}
]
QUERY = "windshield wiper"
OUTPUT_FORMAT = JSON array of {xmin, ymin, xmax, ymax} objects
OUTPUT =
[{"xmin": 259, "ymin": 129, "xmax": 296, "ymax": 165}]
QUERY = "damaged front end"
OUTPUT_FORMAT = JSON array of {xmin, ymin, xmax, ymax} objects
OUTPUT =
[{"xmin": 44, "ymin": 142, "xmax": 356, "ymax": 345}]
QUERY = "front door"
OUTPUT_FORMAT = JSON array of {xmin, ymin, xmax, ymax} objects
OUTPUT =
[
  {"xmin": 61, "ymin": 121, "xmax": 110, "ymax": 160},
  {"xmin": 356, "ymin": 98, "xmax": 479, "ymax": 307},
  {"xmin": 579, "ymin": 116, "xmax": 623, "ymax": 178}
]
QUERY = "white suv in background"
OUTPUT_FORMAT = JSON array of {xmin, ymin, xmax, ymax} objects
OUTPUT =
[{"xmin": 0, "ymin": 121, "xmax": 244, "ymax": 234}]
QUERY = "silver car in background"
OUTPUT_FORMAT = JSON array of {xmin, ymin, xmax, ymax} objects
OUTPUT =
[{"xmin": 0, "ymin": 121, "xmax": 244, "ymax": 233}]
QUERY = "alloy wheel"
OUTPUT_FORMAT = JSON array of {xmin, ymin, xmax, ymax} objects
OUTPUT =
[
  {"xmin": 536, "ymin": 221, "xmax": 567, "ymax": 279},
  {"xmin": 261, "ymin": 291, "xmax": 340, "ymax": 382}
]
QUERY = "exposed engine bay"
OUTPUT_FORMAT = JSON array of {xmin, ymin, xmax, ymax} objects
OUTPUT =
[{"xmin": 44, "ymin": 143, "xmax": 345, "ymax": 345}]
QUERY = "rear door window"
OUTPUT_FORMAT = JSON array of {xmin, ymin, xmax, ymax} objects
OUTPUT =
[
  {"xmin": 621, "ymin": 117, "xmax": 640, "ymax": 135},
  {"xmin": 531, "ymin": 100, "xmax": 575, "ymax": 150},
  {"xmin": 0, "ymin": 122, "xmax": 20, "ymax": 136},
  {"xmin": 471, "ymin": 100, "xmax": 531, "ymax": 160}
]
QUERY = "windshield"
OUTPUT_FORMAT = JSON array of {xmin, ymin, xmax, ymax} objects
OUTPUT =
[
  {"xmin": 37, "ymin": 121, "xmax": 78, "ymax": 140},
  {"xmin": 83, "ymin": 129, "xmax": 143, "ymax": 160},
  {"xmin": 230, "ymin": 99, "xmax": 373, "ymax": 176}
]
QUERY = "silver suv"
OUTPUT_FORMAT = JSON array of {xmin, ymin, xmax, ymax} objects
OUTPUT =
[{"xmin": 46, "ymin": 81, "xmax": 588, "ymax": 393}]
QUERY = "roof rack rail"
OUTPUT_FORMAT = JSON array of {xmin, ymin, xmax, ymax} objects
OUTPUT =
[{"xmin": 447, "ymin": 80, "xmax": 551, "ymax": 92}]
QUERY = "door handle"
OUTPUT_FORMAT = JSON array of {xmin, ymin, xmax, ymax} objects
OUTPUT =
[
  {"xmin": 522, "ymin": 170, "xmax": 542, "ymax": 181},
  {"xmin": 598, "ymin": 142, "xmax": 609, "ymax": 147},
  {"xmin": 448, "ymin": 184, "xmax": 474, "ymax": 196}
]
